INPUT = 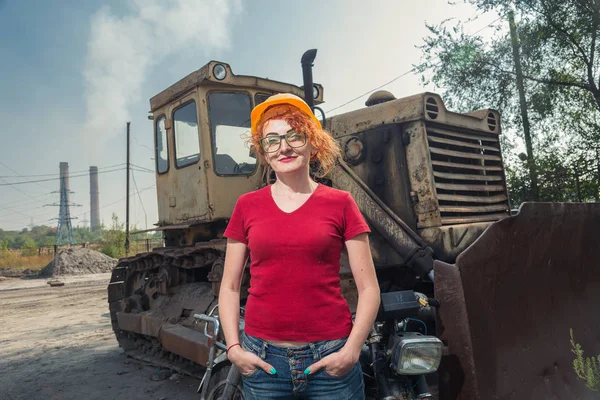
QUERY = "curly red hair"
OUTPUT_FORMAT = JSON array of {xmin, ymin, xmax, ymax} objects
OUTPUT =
[{"xmin": 251, "ymin": 105, "xmax": 341, "ymax": 177}]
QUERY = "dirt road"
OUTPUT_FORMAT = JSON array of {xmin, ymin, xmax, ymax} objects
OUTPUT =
[{"xmin": 0, "ymin": 274, "xmax": 201, "ymax": 400}]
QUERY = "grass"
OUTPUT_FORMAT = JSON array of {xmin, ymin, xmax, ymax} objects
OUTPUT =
[{"xmin": 0, "ymin": 253, "xmax": 54, "ymax": 271}]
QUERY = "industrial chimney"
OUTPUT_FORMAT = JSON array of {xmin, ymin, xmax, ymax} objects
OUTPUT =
[
  {"xmin": 90, "ymin": 166, "xmax": 100, "ymax": 230},
  {"xmin": 59, "ymin": 162, "xmax": 70, "ymax": 204}
]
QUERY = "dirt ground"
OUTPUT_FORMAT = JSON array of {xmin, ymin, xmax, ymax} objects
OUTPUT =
[{"xmin": 0, "ymin": 274, "xmax": 201, "ymax": 400}]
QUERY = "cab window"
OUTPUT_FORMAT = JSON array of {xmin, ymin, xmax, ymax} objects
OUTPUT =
[
  {"xmin": 208, "ymin": 92, "xmax": 256, "ymax": 175},
  {"xmin": 173, "ymin": 101, "xmax": 200, "ymax": 168},
  {"xmin": 155, "ymin": 116, "xmax": 169, "ymax": 174},
  {"xmin": 255, "ymin": 93, "xmax": 272, "ymax": 106}
]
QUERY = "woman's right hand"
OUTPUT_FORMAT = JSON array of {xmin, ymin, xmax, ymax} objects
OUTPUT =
[{"xmin": 227, "ymin": 346, "xmax": 276, "ymax": 376}]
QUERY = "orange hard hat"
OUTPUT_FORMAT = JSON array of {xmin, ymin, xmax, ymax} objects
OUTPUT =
[{"xmin": 251, "ymin": 93, "xmax": 321, "ymax": 134}]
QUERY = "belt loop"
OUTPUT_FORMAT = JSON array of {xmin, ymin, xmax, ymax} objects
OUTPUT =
[
  {"xmin": 309, "ymin": 342, "xmax": 320, "ymax": 361},
  {"xmin": 261, "ymin": 340, "xmax": 267, "ymax": 359}
]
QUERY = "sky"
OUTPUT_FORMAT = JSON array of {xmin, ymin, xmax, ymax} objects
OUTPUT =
[{"xmin": 0, "ymin": 0, "xmax": 499, "ymax": 232}]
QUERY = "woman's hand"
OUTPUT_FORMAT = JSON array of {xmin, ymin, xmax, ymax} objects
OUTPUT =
[
  {"xmin": 227, "ymin": 346, "xmax": 276, "ymax": 376},
  {"xmin": 304, "ymin": 346, "xmax": 359, "ymax": 377}
]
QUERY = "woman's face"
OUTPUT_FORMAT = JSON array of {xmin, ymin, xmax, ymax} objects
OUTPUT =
[{"xmin": 261, "ymin": 119, "xmax": 314, "ymax": 176}]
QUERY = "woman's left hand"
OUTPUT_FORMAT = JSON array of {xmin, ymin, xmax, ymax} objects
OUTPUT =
[{"xmin": 304, "ymin": 346, "xmax": 359, "ymax": 377}]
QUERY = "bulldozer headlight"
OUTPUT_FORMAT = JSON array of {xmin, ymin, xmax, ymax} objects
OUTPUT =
[
  {"xmin": 213, "ymin": 64, "xmax": 227, "ymax": 80},
  {"xmin": 390, "ymin": 335, "xmax": 443, "ymax": 375}
]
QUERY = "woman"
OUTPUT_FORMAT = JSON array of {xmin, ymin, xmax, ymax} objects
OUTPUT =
[{"xmin": 218, "ymin": 93, "xmax": 380, "ymax": 399}]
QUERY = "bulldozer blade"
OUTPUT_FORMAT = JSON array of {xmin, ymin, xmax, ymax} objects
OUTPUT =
[{"xmin": 434, "ymin": 202, "xmax": 600, "ymax": 400}]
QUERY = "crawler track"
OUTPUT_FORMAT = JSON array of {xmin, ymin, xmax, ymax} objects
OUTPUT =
[{"xmin": 107, "ymin": 239, "xmax": 234, "ymax": 379}]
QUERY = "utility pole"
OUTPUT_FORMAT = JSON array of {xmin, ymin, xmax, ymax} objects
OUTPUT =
[
  {"xmin": 574, "ymin": 165, "xmax": 582, "ymax": 202},
  {"xmin": 508, "ymin": 10, "xmax": 539, "ymax": 201},
  {"xmin": 125, "ymin": 122, "xmax": 131, "ymax": 256}
]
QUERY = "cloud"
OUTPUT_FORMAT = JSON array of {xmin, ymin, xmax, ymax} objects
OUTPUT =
[{"xmin": 82, "ymin": 0, "xmax": 242, "ymax": 158}]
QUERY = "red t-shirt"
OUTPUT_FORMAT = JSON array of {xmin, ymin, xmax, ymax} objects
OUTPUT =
[{"xmin": 223, "ymin": 183, "xmax": 370, "ymax": 342}]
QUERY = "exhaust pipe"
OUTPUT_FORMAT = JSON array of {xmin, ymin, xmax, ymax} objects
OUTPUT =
[{"xmin": 301, "ymin": 49, "xmax": 317, "ymax": 111}]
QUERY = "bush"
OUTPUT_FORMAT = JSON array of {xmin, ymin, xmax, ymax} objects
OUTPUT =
[
  {"xmin": 100, "ymin": 214, "xmax": 126, "ymax": 258},
  {"xmin": 101, "ymin": 243, "xmax": 122, "ymax": 259},
  {"xmin": 21, "ymin": 238, "xmax": 38, "ymax": 257}
]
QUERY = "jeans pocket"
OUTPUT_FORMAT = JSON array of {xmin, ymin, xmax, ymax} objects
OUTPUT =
[
  {"xmin": 240, "ymin": 334, "xmax": 265, "ymax": 379},
  {"xmin": 318, "ymin": 337, "xmax": 348, "ymax": 358},
  {"xmin": 241, "ymin": 368, "xmax": 260, "ymax": 378},
  {"xmin": 322, "ymin": 361, "xmax": 359, "ymax": 379}
]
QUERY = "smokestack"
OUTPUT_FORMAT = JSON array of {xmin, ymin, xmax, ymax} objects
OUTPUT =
[
  {"xmin": 59, "ymin": 162, "xmax": 70, "ymax": 204},
  {"xmin": 90, "ymin": 166, "xmax": 100, "ymax": 230}
]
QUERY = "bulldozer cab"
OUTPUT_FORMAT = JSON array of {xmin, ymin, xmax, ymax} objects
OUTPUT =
[{"xmin": 149, "ymin": 60, "xmax": 324, "ymax": 241}]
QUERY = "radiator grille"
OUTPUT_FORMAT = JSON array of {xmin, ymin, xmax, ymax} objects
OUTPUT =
[{"xmin": 426, "ymin": 125, "xmax": 510, "ymax": 225}]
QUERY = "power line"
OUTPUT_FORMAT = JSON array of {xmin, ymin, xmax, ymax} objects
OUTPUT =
[
  {"xmin": 131, "ymin": 163, "xmax": 154, "ymax": 173},
  {"xmin": 132, "ymin": 136, "xmax": 154, "ymax": 153},
  {"xmin": 0, "ymin": 209, "xmax": 56, "ymax": 225},
  {"xmin": 324, "ymin": 14, "xmax": 506, "ymax": 114},
  {"xmin": 0, "ymin": 163, "xmax": 126, "ymax": 179},
  {"xmin": 0, "ymin": 161, "xmax": 53, "ymax": 204},
  {"xmin": 68, "ymin": 184, "xmax": 156, "ymax": 221},
  {"xmin": 0, "ymin": 192, "xmax": 54, "ymax": 209},
  {"xmin": 325, "ymin": 68, "xmax": 423, "ymax": 114},
  {"xmin": 131, "ymin": 166, "xmax": 154, "ymax": 174},
  {"xmin": 0, "ymin": 166, "xmax": 125, "ymax": 186},
  {"xmin": 131, "ymin": 170, "xmax": 148, "ymax": 230},
  {"xmin": 1, "ymin": 184, "xmax": 156, "ymax": 228}
]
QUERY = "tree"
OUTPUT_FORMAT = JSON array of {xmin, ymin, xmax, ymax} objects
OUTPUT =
[
  {"xmin": 101, "ymin": 214, "xmax": 126, "ymax": 259},
  {"xmin": 0, "ymin": 239, "xmax": 8, "ymax": 259},
  {"xmin": 419, "ymin": 0, "xmax": 600, "ymax": 201},
  {"xmin": 21, "ymin": 237, "xmax": 38, "ymax": 257}
]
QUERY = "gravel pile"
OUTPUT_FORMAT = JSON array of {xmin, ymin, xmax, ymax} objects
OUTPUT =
[{"xmin": 40, "ymin": 248, "xmax": 117, "ymax": 277}]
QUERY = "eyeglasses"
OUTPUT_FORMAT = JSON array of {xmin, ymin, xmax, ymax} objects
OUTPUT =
[{"xmin": 259, "ymin": 130, "xmax": 307, "ymax": 153}]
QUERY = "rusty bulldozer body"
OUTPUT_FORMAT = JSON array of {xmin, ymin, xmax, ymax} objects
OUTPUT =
[{"xmin": 107, "ymin": 51, "xmax": 600, "ymax": 399}]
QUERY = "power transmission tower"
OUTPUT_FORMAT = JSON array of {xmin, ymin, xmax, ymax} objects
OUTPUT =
[
  {"xmin": 45, "ymin": 171, "xmax": 82, "ymax": 245},
  {"xmin": 81, "ymin": 213, "xmax": 90, "ymax": 228}
]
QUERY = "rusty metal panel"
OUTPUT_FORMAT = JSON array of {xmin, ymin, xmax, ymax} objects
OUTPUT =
[
  {"xmin": 404, "ymin": 121, "xmax": 442, "ymax": 229},
  {"xmin": 425, "ymin": 121, "xmax": 510, "ymax": 226},
  {"xmin": 435, "ymin": 183, "xmax": 505, "ymax": 192},
  {"xmin": 433, "ymin": 171, "xmax": 503, "ymax": 182},
  {"xmin": 440, "ymin": 213, "xmax": 507, "ymax": 225},
  {"xmin": 438, "ymin": 204, "xmax": 509, "ymax": 213},
  {"xmin": 159, "ymin": 324, "xmax": 210, "ymax": 366},
  {"xmin": 150, "ymin": 60, "xmax": 321, "ymax": 113},
  {"xmin": 432, "ymin": 160, "xmax": 503, "ymax": 172},
  {"xmin": 427, "ymin": 126, "xmax": 499, "ymax": 143},
  {"xmin": 437, "ymin": 193, "xmax": 508, "ymax": 203},
  {"xmin": 419, "ymin": 222, "xmax": 492, "ymax": 262},
  {"xmin": 428, "ymin": 136, "xmax": 500, "ymax": 152},
  {"xmin": 117, "ymin": 312, "xmax": 142, "ymax": 335},
  {"xmin": 338, "ymin": 125, "xmax": 417, "ymax": 230},
  {"xmin": 329, "ymin": 160, "xmax": 425, "ymax": 265},
  {"xmin": 150, "ymin": 65, "xmax": 209, "ymax": 111},
  {"xmin": 435, "ymin": 202, "xmax": 600, "ymax": 399},
  {"xmin": 429, "ymin": 147, "xmax": 502, "ymax": 161},
  {"xmin": 326, "ymin": 93, "xmax": 426, "ymax": 138}
]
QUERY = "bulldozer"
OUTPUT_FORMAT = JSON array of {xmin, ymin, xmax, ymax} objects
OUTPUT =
[{"xmin": 108, "ymin": 50, "xmax": 600, "ymax": 399}]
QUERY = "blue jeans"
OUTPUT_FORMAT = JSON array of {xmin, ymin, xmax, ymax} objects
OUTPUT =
[{"xmin": 240, "ymin": 332, "xmax": 365, "ymax": 399}]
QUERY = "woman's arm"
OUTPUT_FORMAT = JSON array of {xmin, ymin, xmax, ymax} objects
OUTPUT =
[
  {"xmin": 219, "ymin": 239, "xmax": 276, "ymax": 375},
  {"xmin": 342, "ymin": 232, "xmax": 380, "ymax": 357},
  {"xmin": 219, "ymin": 239, "xmax": 248, "ymax": 349},
  {"xmin": 306, "ymin": 232, "xmax": 380, "ymax": 376}
]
